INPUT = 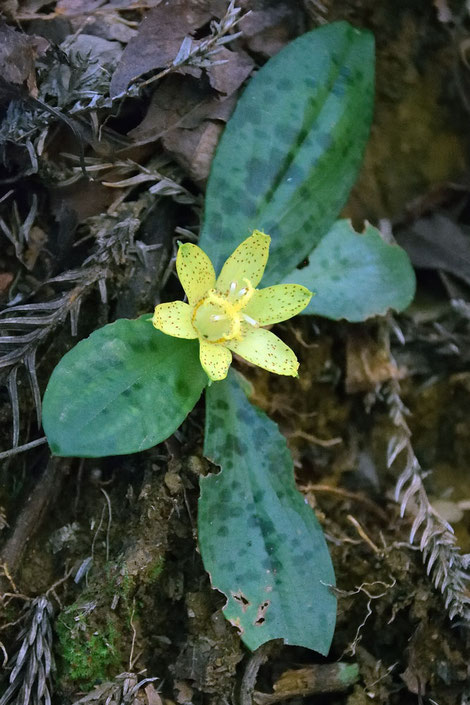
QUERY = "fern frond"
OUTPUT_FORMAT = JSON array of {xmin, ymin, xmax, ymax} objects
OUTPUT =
[
  {"xmin": 385, "ymin": 377, "xmax": 470, "ymax": 623},
  {"xmin": 0, "ymin": 211, "xmax": 142, "ymax": 447},
  {"xmin": 0, "ymin": 597, "xmax": 55, "ymax": 705}
]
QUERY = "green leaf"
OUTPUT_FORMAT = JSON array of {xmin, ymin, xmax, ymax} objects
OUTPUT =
[
  {"xmin": 199, "ymin": 370, "xmax": 336, "ymax": 653},
  {"xmin": 42, "ymin": 317, "xmax": 206, "ymax": 458},
  {"xmin": 199, "ymin": 21, "xmax": 374, "ymax": 286},
  {"xmin": 284, "ymin": 219, "xmax": 416, "ymax": 321}
]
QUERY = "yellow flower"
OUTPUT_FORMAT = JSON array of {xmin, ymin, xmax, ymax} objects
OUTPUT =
[{"xmin": 152, "ymin": 230, "xmax": 312, "ymax": 382}]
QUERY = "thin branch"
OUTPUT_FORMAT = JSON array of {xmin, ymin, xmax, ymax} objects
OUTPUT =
[{"xmin": 0, "ymin": 437, "xmax": 48, "ymax": 461}]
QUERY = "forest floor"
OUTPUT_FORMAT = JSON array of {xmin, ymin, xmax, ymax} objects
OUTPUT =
[{"xmin": 1, "ymin": 1, "xmax": 470, "ymax": 704}]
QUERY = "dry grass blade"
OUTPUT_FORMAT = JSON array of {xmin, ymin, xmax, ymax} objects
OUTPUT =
[
  {"xmin": 6, "ymin": 369, "xmax": 19, "ymax": 448},
  {"xmin": 71, "ymin": 672, "xmax": 159, "ymax": 705}
]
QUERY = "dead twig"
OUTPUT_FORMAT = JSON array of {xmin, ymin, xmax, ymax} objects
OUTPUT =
[
  {"xmin": 239, "ymin": 643, "xmax": 272, "ymax": 705},
  {"xmin": 302, "ymin": 483, "xmax": 389, "ymax": 522},
  {"xmin": 0, "ymin": 457, "xmax": 71, "ymax": 591},
  {"xmin": 0, "ymin": 437, "xmax": 48, "ymax": 461}
]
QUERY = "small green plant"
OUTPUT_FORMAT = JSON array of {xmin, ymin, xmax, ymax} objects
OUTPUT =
[
  {"xmin": 56, "ymin": 607, "xmax": 121, "ymax": 689},
  {"xmin": 42, "ymin": 22, "xmax": 415, "ymax": 655}
]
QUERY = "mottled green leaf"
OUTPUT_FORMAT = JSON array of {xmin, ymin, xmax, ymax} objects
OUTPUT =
[
  {"xmin": 284, "ymin": 220, "xmax": 416, "ymax": 321},
  {"xmin": 199, "ymin": 21, "xmax": 374, "ymax": 285},
  {"xmin": 42, "ymin": 317, "xmax": 206, "ymax": 457},
  {"xmin": 199, "ymin": 370, "xmax": 336, "ymax": 653}
]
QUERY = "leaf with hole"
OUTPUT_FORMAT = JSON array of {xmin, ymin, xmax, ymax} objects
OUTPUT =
[
  {"xmin": 42, "ymin": 316, "xmax": 206, "ymax": 457},
  {"xmin": 199, "ymin": 370, "xmax": 336, "ymax": 653},
  {"xmin": 199, "ymin": 21, "xmax": 375, "ymax": 286},
  {"xmin": 284, "ymin": 220, "xmax": 416, "ymax": 321}
]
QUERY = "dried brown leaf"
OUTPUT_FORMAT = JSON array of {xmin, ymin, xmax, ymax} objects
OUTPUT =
[
  {"xmin": 395, "ymin": 214, "xmax": 470, "ymax": 288},
  {"xmin": 0, "ymin": 273, "xmax": 14, "ymax": 296},
  {"xmin": 0, "ymin": 22, "xmax": 49, "ymax": 97},
  {"xmin": 56, "ymin": 0, "xmax": 108, "ymax": 14},
  {"xmin": 129, "ymin": 75, "xmax": 236, "ymax": 146},
  {"xmin": 109, "ymin": 0, "xmax": 224, "ymax": 97},
  {"xmin": 163, "ymin": 120, "xmax": 223, "ymax": 183},
  {"xmin": 206, "ymin": 46, "xmax": 254, "ymax": 95},
  {"xmin": 50, "ymin": 180, "xmax": 124, "ymax": 223},
  {"xmin": 238, "ymin": 0, "xmax": 304, "ymax": 57}
]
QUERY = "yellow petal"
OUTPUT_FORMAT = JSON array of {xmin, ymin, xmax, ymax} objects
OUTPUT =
[
  {"xmin": 216, "ymin": 230, "xmax": 270, "ymax": 293},
  {"xmin": 243, "ymin": 284, "xmax": 312, "ymax": 325},
  {"xmin": 227, "ymin": 327, "xmax": 299, "ymax": 376},
  {"xmin": 199, "ymin": 341, "xmax": 232, "ymax": 381},
  {"xmin": 152, "ymin": 301, "xmax": 197, "ymax": 339},
  {"xmin": 177, "ymin": 243, "xmax": 216, "ymax": 305}
]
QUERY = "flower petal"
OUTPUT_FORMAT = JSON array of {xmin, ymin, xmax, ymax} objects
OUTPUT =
[
  {"xmin": 227, "ymin": 327, "xmax": 299, "ymax": 376},
  {"xmin": 216, "ymin": 230, "xmax": 270, "ymax": 293},
  {"xmin": 177, "ymin": 243, "xmax": 216, "ymax": 305},
  {"xmin": 199, "ymin": 341, "xmax": 232, "ymax": 381},
  {"xmin": 152, "ymin": 301, "xmax": 197, "ymax": 339},
  {"xmin": 243, "ymin": 284, "xmax": 312, "ymax": 325}
]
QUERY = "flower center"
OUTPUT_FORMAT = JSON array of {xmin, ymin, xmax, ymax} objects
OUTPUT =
[{"xmin": 192, "ymin": 279, "xmax": 257, "ymax": 343}]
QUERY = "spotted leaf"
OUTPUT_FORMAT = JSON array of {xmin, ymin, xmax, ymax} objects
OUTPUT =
[
  {"xmin": 199, "ymin": 370, "xmax": 336, "ymax": 653},
  {"xmin": 284, "ymin": 220, "xmax": 416, "ymax": 321},
  {"xmin": 42, "ymin": 317, "xmax": 206, "ymax": 457},
  {"xmin": 199, "ymin": 21, "xmax": 375, "ymax": 286}
]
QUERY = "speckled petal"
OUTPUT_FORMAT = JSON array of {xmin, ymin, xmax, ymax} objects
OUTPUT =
[
  {"xmin": 243, "ymin": 284, "xmax": 312, "ymax": 325},
  {"xmin": 177, "ymin": 243, "xmax": 216, "ymax": 305},
  {"xmin": 199, "ymin": 341, "xmax": 232, "ymax": 381},
  {"xmin": 152, "ymin": 301, "xmax": 198, "ymax": 339},
  {"xmin": 227, "ymin": 327, "xmax": 299, "ymax": 377},
  {"xmin": 216, "ymin": 230, "xmax": 270, "ymax": 293}
]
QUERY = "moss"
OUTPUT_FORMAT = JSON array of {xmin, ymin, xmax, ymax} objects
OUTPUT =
[
  {"xmin": 53, "ymin": 559, "xmax": 152, "ymax": 691},
  {"xmin": 144, "ymin": 556, "xmax": 165, "ymax": 584},
  {"xmin": 56, "ymin": 606, "xmax": 122, "ymax": 689}
]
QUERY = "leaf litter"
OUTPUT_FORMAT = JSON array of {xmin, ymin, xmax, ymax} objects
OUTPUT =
[{"xmin": 1, "ymin": 2, "xmax": 470, "ymax": 705}]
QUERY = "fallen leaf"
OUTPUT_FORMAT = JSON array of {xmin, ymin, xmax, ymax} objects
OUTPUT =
[
  {"xmin": 144, "ymin": 683, "xmax": 163, "ymax": 705},
  {"xmin": 395, "ymin": 214, "xmax": 470, "ymax": 287},
  {"xmin": 0, "ymin": 272, "xmax": 14, "ymax": 296},
  {"xmin": 174, "ymin": 679, "xmax": 194, "ymax": 704},
  {"xmin": 239, "ymin": 0, "xmax": 304, "ymax": 57},
  {"xmin": 50, "ymin": 179, "xmax": 124, "ymax": 224},
  {"xmin": 206, "ymin": 46, "xmax": 254, "ymax": 95},
  {"xmin": 128, "ymin": 73, "xmax": 239, "ymax": 182},
  {"xmin": 56, "ymin": 0, "xmax": 108, "ymax": 13},
  {"xmin": 128, "ymin": 75, "xmax": 236, "ymax": 146},
  {"xmin": 66, "ymin": 33, "xmax": 123, "ymax": 84},
  {"xmin": 109, "ymin": 0, "xmax": 224, "ymax": 97},
  {"xmin": 0, "ymin": 22, "xmax": 49, "ymax": 98},
  {"xmin": 163, "ymin": 120, "xmax": 223, "ymax": 183}
]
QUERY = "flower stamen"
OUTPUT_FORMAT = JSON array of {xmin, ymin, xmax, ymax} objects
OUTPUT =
[{"xmin": 243, "ymin": 314, "xmax": 259, "ymax": 327}]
